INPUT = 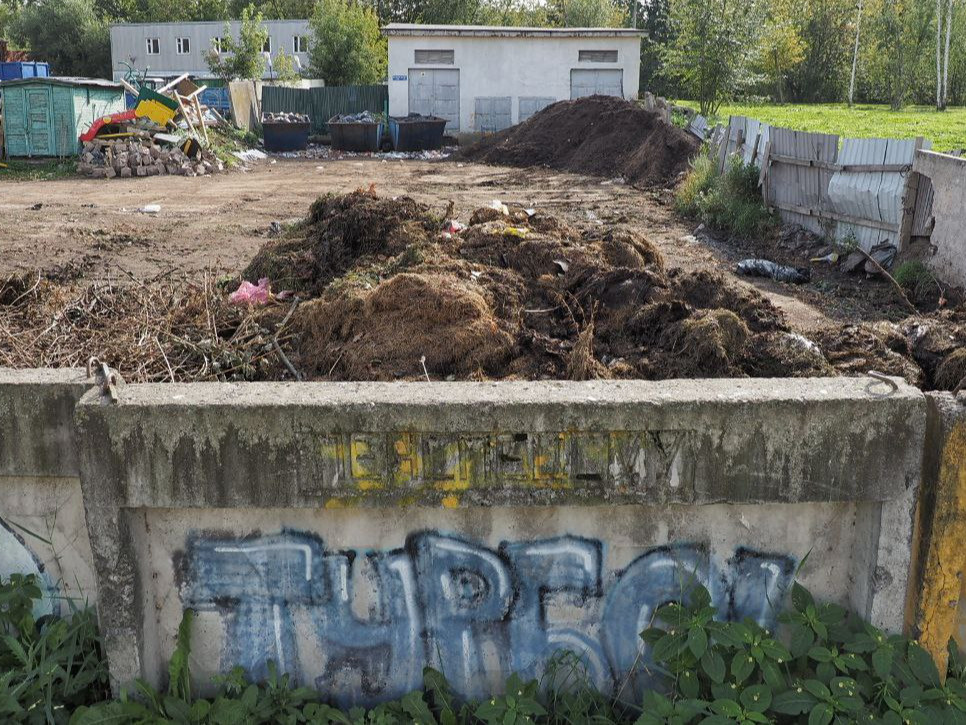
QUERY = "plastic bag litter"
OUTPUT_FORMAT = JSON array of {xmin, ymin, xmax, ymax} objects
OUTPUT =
[
  {"xmin": 230, "ymin": 278, "xmax": 271, "ymax": 305},
  {"xmin": 489, "ymin": 200, "xmax": 509, "ymax": 215},
  {"xmin": 444, "ymin": 220, "xmax": 464, "ymax": 233},
  {"xmin": 503, "ymin": 226, "xmax": 528, "ymax": 238},
  {"xmin": 736, "ymin": 259, "xmax": 810, "ymax": 284}
]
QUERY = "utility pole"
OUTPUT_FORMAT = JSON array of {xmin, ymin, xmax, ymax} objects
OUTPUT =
[{"xmin": 848, "ymin": 0, "xmax": 863, "ymax": 106}]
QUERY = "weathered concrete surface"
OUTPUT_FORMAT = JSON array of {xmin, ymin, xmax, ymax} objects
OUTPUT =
[
  {"xmin": 914, "ymin": 150, "xmax": 966, "ymax": 288},
  {"xmin": 0, "ymin": 368, "xmax": 98, "ymax": 609},
  {"xmin": 74, "ymin": 377, "xmax": 926, "ymax": 699},
  {"xmin": 915, "ymin": 392, "xmax": 966, "ymax": 674},
  {"xmin": 140, "ymin": 503, "xmax": 858, "ymax": 705}
]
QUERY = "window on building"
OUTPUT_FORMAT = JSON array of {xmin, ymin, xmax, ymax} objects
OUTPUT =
[
  {"xmin": 212, "ymin": 37, "xmax": 225, "ymax": 54},
  {"xmin": 262, "ymin": 37, "xmax": 272, "ymax": 53},
  {"xmin": 293, "ymin": 35, "xmax": 308, "ymax": 53},
  {"xmin": 146, "ymin": 37, "xmax": 160, "ymax": 55},
  {"xmin": 176, "ymin": 37, "xmax": 190, "ymax": 55},
  {"xmin": 414, "ymin": 49, "xmax": 454, "ymax": 64},
  {"xmin": 578, "ymin": 50, "xmax": 618, "ymax": 62}
]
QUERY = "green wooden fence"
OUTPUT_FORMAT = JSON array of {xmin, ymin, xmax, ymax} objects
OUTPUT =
[{"xmin": 262, "ymin": 85, "xmax": 388, "ymax": 134}]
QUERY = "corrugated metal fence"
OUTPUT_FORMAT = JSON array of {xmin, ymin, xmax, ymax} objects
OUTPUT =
[
  {"xmin": 262, "ymin": 85, "xmax": 388, "ymax": 134},
  {"xmin": 719, "ymin": 116, "xmax": 930, "ymax": 250}
]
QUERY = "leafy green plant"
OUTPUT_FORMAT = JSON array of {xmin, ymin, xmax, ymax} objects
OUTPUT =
[
  {"xmin": 0, "ymin": 574, "xmax": 109, "ymax": 724},
  {"xmin": 676, "ymin": 155, "xmax": 776, "ymax": 238},
  {"xmin": 8, "ymin": 569, "xmax": 966, "ymax": 724}
]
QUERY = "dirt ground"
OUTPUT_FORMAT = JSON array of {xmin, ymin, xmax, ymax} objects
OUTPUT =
[{"xmin": 0, "ymin": 157, "xmax": 834, "ymax": 334}]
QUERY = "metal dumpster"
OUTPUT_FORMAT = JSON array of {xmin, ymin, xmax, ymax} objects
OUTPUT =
[
  {"xmin": 262, "ymin": 121, "xmax": 311, "ymax": 152},
  {"xmin": 329, "ymin": 116, "xmax": 383, "ymax": 152},
  {"xmin": 388, "ymin": 115, "xmax": 447, "ymax": 152}
]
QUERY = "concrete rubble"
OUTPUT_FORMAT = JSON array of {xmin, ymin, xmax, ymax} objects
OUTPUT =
[{"xmin": 77, "ymin": 133, "xmax": 225, "ymax": 179}]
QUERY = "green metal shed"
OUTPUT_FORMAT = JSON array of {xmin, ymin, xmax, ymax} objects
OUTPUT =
[{"xmin": 0, "ymin": 77, "xmax": 125, "ymax": 157}]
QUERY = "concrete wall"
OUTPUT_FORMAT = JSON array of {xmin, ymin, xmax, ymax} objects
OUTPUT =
[
  {"xmin": 913, "ymin": 150, "xmax": 966, "ymax": 288},
  {"xmin": 0, "ymin": 369, "xmax": 97, "ymax": 613},
  {"xmin": 387, "ymin": 33, "xmax": 642, "ymax": 132},
  {"xmin": 914, "ymin": 392, "xmax": 966, "ymax": 673},
  {"xmin": 72, "ymin": 377, "xmax": 926, "ymax": 703},
  {"xmin": 110, "ymin": 20, "xmax": 311, "ymax": 81}
]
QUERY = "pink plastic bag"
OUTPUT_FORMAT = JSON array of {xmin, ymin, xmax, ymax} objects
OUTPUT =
[{"xmin": 229, "ymin": 278, "xmax": 271, "ymax": 305}]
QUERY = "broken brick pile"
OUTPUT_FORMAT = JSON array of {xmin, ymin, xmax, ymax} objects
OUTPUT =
[{"xmin": 76, "ymin": 133, "xmax": 225, "ymax": 179}]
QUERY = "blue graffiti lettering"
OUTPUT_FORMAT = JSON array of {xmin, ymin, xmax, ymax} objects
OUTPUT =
[{"xmin": 181, "ymin": 531, "xmax": 793, "ymax": 704}]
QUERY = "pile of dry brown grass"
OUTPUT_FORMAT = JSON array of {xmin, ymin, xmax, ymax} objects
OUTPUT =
[
  {"xmin": 296, "ymin": 273, "xmax": 514, "ymax": 380},
  {"xmin": 0, "ymin": 271, "xmax": 294, "ymax": 382}
]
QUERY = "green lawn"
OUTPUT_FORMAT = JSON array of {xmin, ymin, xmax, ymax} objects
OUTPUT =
[{"xmin": 677, "ymin": 102, "xmax": 966, "ymax": 152}]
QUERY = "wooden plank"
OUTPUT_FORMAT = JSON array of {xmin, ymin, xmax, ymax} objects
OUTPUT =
[
  {"xmin": 119, "ymin": 78, "xmax": 139, "ymax": 96},
  {"xmin": 770, "ymin": 201, "xmax": 901, "ymax": 232},
  {"xmin": 897, "ymin": 137, "xmax": 926, "ymax": 250},
  {"xmin": 193, "ymin": 95, "xmax": 210, "ymax": 144},
  {"xmin": 158, "ymin": 73, "xmax": 190, "ymax": 94}
]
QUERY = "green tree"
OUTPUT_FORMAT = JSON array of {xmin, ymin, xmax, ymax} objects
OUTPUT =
[
  {"xmin": 757, "ymin": 0, "xmax": 805, "ymax": 102},
  {"xmin": 309, "ymin": 0, "xmax": 386, "ymax": 85},
  {"xmin": 203, "ymin": 4, "xmax": 269, "ymax": 83},
  {"xmin": 11, "ymin": 0, "xmax": 110, "ymax": 76},
  {"xmin": 270, "ymin": 47, "xmax": 302, "ymax": 83},
  {"xmin": 662, "ymin": 0, "xmax": 763, "ymax": 114},
  {"xmin": 547, "ymin": 0, "xmax": 625, "ymax": 26}
]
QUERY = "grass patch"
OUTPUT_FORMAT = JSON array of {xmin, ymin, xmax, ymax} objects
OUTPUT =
[
  {"xmin": 0, "ymin": 158, "xmax": 76, "ymax": 182},
  {"xmin": 676, "ymin": 101, "xmax": 966, "ymax": 152},
  {"xmin": 676, "ymin": 154, "xmax": 777, "ymax": 238}
]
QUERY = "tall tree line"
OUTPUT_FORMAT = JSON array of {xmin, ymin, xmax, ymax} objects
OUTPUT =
[{"xmin": 0, "ymin": 0, "xmax": 960, "ymax": 106}]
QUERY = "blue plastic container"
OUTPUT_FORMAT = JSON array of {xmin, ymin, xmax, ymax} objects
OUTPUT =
[
  {"xmin": 0, "ymin": 62, "xmax": 50, "ymax": 81},
  {"xmin": 262, "ymin": 121, "xmax": 311, "ymax": 152}
]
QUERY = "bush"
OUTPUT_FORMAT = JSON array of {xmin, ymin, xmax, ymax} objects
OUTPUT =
[
  {"xmin": 676, "ymin": 155, "xmax": 777, "ymax": 239},
  {"xmin": 893, "ymin": 261, "xmax": 937, "ymax": 303},
  {"xmin": 5, "ymin": 571, "xmax": 966, "ymax": 723},
  {"xmin": 0, "ymin": 574, "xmax": 109, "ymax": 722}
]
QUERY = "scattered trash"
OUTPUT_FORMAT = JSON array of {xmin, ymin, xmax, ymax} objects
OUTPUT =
[
  {"xmin": 139, "ymin": 204, "xmax": 161, "ymax": 214},
  {"xmin": 810, "ymin": 251, "xmax": 841, "ymax": 264},
  {"xmin": 736, "ymin": 259, "xmax": 811, "ymax": 284},
  {"xmin": 489, "ymin": 200, "xmax": 509, "ymax": 216},
  {"xmin": 330, "ymin": 110, "xmax": 382, "ymax": 124},
  {"xmin": 503, "ymin": 226, "xmax": 528, "ymax": 238},
  {"xmin": 444, "ymin": 220, "xmax": 464, "ymax": 233},
  {"xmin": 29, "ymin": 203, "xmax": 43, "ymax": 211},
  {"xmin": 234, "ymin": 148, "xmax": 268, "ymax": 163},
  {"xmin": 262, "ymin": 112, "xmax": 310, "ymax": 124},
  {"xmin": 229, "ymin": 278, "xmax": 271, "ymax": 305}
]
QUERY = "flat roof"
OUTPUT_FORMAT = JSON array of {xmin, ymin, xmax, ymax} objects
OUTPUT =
[
  {"xmin": 382, "ymin": 23, "xmax": 645, "ymax": 38},
  {"xmin": 0, "ymin": 76, "xmax": 123, "ymax": 90},
  {"xmin": 110, "ymin": 19, "xmax": 308, "ymax": 28}
]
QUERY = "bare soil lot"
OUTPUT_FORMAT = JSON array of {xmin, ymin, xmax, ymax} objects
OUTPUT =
[
  {"xmin": 0, "ymin": 158, "xmax": 824, "ymax": 330},
  {"xmin": 1, "ymin": 158, "xmax": 962, "ymax": 389}
]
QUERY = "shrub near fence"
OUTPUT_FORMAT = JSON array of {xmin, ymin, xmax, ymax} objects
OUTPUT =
[{"xmin": 261, "ymin": 85, "xmax": 388, "ymax": 135}]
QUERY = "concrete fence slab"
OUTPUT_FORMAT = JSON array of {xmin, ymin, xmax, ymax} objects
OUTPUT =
[
  {"xmin": 0, "ymin": 368, "xmax": 98, "ymax": 612},
  {"xmin": 73, "ymin": 377, "xmax": 926, "ymax": 703}
]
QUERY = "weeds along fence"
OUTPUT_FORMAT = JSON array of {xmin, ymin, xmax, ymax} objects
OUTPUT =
[
  {"xmin": 261, "ymin": 85, "xmax": 388, "ymax": 135},
  {"xmin": 716, "ymin": 115, "xmax": 936, "ymax": 252}
]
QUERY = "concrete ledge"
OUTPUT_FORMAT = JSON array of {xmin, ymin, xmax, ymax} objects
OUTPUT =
[
  {"xmin": 0, "ymin": 368, "xmax": 93, "ymax": 478},
  {"xmin": 75, "ymin": 377, "xmax": 925, "ymax": 508}
]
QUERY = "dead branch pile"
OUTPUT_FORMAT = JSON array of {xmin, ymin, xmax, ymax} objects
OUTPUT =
[{"xmin": 0, "ymin": 271, "xmax": 291, "ymax": 382}]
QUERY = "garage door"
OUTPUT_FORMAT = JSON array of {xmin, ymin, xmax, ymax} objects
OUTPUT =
[
  {"xmin": 474, "ymin": 97, "xmax": 511, "ymax": 132},
  {"xmin": 570, "ymin": 69, "xmax": 624, "ymax": 100},
  {"xmin": 408, "ymin": 68, "xmax": 460, "ymax": 131}
]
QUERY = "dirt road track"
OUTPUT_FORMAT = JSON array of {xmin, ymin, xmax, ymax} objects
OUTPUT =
[{"xmin": 0, "ymin": 158, "xmax": 827, "ymax": 331}]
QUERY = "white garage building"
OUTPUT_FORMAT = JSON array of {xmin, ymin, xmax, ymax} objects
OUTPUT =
[{"xmin": 384, "ymin": 24, "xmax": 644, "ymax": 134}]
